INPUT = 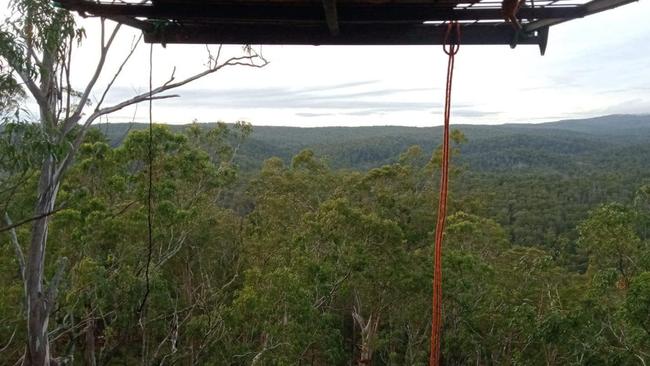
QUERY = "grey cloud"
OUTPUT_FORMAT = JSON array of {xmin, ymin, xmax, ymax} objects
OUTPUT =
[
  {"xmin": 600, "ymin": 98, "xmax": 650, "ymax": 115},
  {"xmin": 101, "ymin": 77, "xmax": 465, "ymax": 124},
  {"xmin": 599, "ymin": 86, "xmax": 650, "ymax": 95},
  {"xmin": 335, "ymin": 106, "xmax": 496, "ymax": 118},
  {"xmin": 169, "ymin": 87, "xmax": 437, "ymax": 109},
  {"xmin": 453, "ymin": 109, "xmax": 500, "ymax": 118},
  {"xmin": 546, "ymin": 36, "xmax": 650, "ymax": 93},
  {"xmin": 295, "ymin": 112, "xmax": 333, "ymax": 117},
  {"xmin": 103, "ymin": 81, "xmax": 444, "ymax": 114},
  {"xmin": 298, "ymin": 80, "xmax": 381, "ymax": 93},
  {"xmin": 341, "ymin": 110, "xmax": 386, "ymax": 116},
  {"xmin": 105, "ymin": 80, "xmax": 385, "ymax": 105}
]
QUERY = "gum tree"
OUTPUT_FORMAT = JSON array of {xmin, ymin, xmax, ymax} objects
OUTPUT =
[{"xmin": 0, "ymin": 1, "xmax": 267, "ymax": 364}]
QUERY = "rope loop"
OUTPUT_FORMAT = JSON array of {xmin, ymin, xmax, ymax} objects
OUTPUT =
[{"xmin": 443, "ymin": 21, "xmax": 461, "ymax": 56}]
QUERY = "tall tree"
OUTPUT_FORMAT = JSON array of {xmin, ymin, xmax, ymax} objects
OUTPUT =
[{"xmin": 0, "ymin": 1, "xmax": 267, "ymax": 364}]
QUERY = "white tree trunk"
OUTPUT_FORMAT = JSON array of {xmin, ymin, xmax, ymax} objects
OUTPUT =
[{"xmin": 24, "ymin": 156, "xmax": 59, "ymax": 366}]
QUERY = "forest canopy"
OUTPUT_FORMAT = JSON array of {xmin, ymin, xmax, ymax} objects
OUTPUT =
[{"xmin": 2, "ymin": 115, "xmax": 650, "ymax": 365}]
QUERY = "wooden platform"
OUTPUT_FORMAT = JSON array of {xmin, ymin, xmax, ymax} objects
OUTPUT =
[{"xmin": 57, "ymin": 0, "xmax": 636, "ymax": 53}]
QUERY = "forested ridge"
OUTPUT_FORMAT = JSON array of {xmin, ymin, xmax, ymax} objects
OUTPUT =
[
  {"xmin": 100, "ymin": 114, "xmax": 650, "ymax": 172},
  {"xmin": 2, "ymin": 114, "xmax": 650, "ymax": 364}
]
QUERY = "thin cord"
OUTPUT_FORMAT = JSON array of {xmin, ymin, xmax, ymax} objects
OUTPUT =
[
  {"xmin": 430, "ymin": 21, "xmax": 460, "ymax": 366},
  {"xmin": 138, "ymin": 43, "xmax": 154, "ymax": 317}
]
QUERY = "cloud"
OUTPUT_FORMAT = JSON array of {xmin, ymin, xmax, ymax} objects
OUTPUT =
[
  {"xmin": 295, "ymin": 112, "xmax": 333, "ymax": 117},
  {"xmin": 453, "ymin": 109, "xmax": 501, "ymax": 118},
  {"xmin": 341, "ymin": 110, "xmax": 387, "ymax": 116},
  {"xmin": 73, "ymin": 0, "xmax": 650, "ymax": 128},
  {"xmin": 599, "ymin": 86, "xmax": 650, "ymax": 95},
  {"xmin": 103, "ymin": 81, "xmax": 443, "ymax": 115},
  {"xmin": 599, "ymin": 98, "xmax": 650, "ymax": 115},
  {"xmin": 298, "ymin": 80, "xmax": 381, "ymax": 93},
  {"xmin": 105, "ymin": 80, "xmax": 385, "ymax": 104}
]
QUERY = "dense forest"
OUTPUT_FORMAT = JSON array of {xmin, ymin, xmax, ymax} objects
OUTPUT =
[{"xmin": 2, "ymin": 115, "xmax": 650, "ymax": 365}]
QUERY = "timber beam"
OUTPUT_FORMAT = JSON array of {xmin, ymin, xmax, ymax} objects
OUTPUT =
[
  {"xmin": 58, "ymin": 1, "xmax": 587, "ymax": 24},
  {"xmin": 322, "ymin": 0, "xmax": 340, "ymax": 36},
  {"xmin": 142, "ymin": 23, "xmax": 544, "ymax": 46}
]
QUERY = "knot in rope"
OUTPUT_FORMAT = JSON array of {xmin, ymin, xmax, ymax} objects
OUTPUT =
[{"xmin": 443, "ymin": 21, "xmax": 461, "ymax": 56}]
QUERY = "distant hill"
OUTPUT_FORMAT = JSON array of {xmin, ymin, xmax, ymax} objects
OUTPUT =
[{"xmin": 96, "ymin": 114, "xmax": 650, "ymax": 173}]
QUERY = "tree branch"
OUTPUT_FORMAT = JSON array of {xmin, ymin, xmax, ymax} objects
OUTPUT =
[
  {"xmin": 51, "ymin": 92, "xmax": 175, "ymax": 187},
  {"xmin": 88, "ymin": 53, "xmax": 267, "ymax": 127},
  {"xmin": 0, "ymin": 206, "xmax": 65, "ymax": 234},
  {"xmin": 13, "ymin": 67, "xmax": 48, "ymax": 109},
  {"xmin": 0, "ymin": 327, "xmax": 17, "ymax": 353},
  {"xmin": 4, "ymin": 212, "xmax": 26, "ymax": 285},
  {"xmin": 46, "ymin": 256, "xmax": 68, "ymax": 304},
  {"xmin": 52, "ymin": 47, "xmax": 267, "ymax": 209},
  {"xmin": 88, "ymin": 94, "xmax": 178, "ymax": 125},
  {"xmin": 95, "ymin": 33, "xmax": 143, "ymax": 112},
  {"xmin": 65, "ymin": 19, "xmax": 121, "ymax": 133},
  {"xmin": 64, "ymin": 34, "xmax": 73, "ymax": 122}
]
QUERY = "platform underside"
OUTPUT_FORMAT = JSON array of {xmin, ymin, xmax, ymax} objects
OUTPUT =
[{"xmin": 57, "ymin": 0, "xmax": 635, "ymax": 52}]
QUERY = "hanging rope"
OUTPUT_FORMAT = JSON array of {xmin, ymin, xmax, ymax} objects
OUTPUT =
[
  {"xmin": 138, "ymin": 43, "xmax": 155, "ymax": 317},
  {"xmin": 429, "ymin": 21, "xmax": 460, "ymax": 366},
  {"xmin": 503, "ymin": 0, "xmax": 524, "ymax": 30}
]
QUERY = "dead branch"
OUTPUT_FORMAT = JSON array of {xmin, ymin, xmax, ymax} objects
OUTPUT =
[
  {"xmin": 88, "ymin": 53, "xmax": 267, "ymax": 126},
  {"xmin": 0, "ymin": 327, "xmax": 17, "ymax": 353},
  {"xmin": 248, "ymin": 338, "xmax": 286, "ymax": 366},
  {"xmin": 95, "ymin": 33, "xmax": 143, "ymax": 112},
  {"xmin": 313, "ymin": 271, "xmax": 350, "ymax": 309},
  {"xmin": 352, "ymin": 295, "xmax": 381, "ymax": 366},
  {"xmin": 64, "ymin": 18, "xmax": 121, "ymax": 132}
]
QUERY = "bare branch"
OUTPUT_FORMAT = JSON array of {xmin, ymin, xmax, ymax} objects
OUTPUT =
[
  {"xmin": 0, "ymin": 327, "xmax": 17, "ymax": 353},
  {"xmin": 88, "ymin": 54, "xmax": 267, "ymax": 125},
  {"xmin": 65, "ymin": 19, "xmax": 122, "ymax": 132},
  {"xmin": 250, "ymin": 340, "xmax": 286, "ymax": 366},
  {"xmin": 4, "ymin": 212, "xmax": 26, "ymax": 285},
  {"xmin": 87, "ymin": 94, "xmax": 178, "ymax": 127},
  {"xmin": 0, "ymin": 207, "xmax": 65, "ymax": 234},
  {"xmin": 56, "ymin": 47, "xmax": 66, "ymax": 124},
  {"xmin": 313, "ymin": 271, "xmax": 350, "ymax": 309},
  {"xmin": 157, "ymin": 54, "xmax": 267, "ymax": 92},
  {"xmin": 95, "ymin": 33, "xmax": 143, "ymax": 111},
  {"xmin": 64, "ymin": 34, "xmax": 73, "ymax": 122},
  {"xmin": 155, "ymin": 232, "xmax": 187, "ymax": 269},
  {"xmin": 63, "ymin": 46, "xmax": 266, "ymax": 144},
  {"xmin": 163, "ymin": 66, "xmax": 177, "ymax": 87}
]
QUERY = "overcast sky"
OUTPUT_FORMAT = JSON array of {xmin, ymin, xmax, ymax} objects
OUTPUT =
[{"xmin": 3, "ymin": 0, "xmax": 650, "ymax": 126}]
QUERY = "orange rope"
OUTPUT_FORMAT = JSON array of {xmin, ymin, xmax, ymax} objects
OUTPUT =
[
  {"xmin": 502, "ymin": 0, "xmax": 524, "ymax": 31},
  {"xmin": 430, "ymin": 21, "xmax": 460, "ymax": 366}
]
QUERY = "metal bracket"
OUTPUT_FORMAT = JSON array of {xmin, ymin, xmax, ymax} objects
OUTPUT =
[{"xmin": 538, "ymin": 26, "xmax": 549, "ymax": 55}]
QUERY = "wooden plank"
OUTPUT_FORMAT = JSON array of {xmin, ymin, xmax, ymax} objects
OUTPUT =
[
  {"xmin": 151, "ymin": 0, "xmax": 459, "ymax": 4},
  {"xmin": 143, "ymin": 23, "xmax": 542, "ymax": 46},
  {"xmin": 58, "ymin": 0, "xmax": 587, "ymax": 23},
  {"xmin": 322, "ymin": 0, "xmax": 340, "ymax": 35}
]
